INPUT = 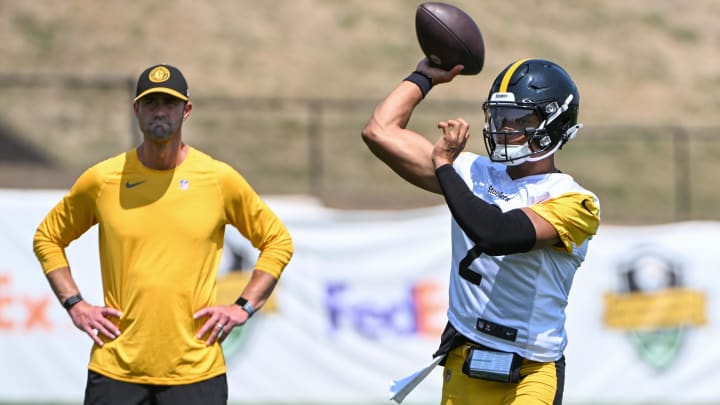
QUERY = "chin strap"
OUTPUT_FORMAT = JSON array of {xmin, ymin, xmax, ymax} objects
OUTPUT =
[
  {"xmin": 525, "ymin": 122, "xmax": 583, "ymax": 163},
  {"xmin": 564, "ymin": 123, "xmax": 583, "ymax": 142}
]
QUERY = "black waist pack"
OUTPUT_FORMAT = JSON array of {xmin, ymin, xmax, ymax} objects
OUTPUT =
[{"xmin": 462, "ymin": 346, "xmax": 523, "ymax": 383}]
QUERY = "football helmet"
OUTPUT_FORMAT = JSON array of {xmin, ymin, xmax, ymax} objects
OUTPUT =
[{"xmin": 482, "ymin": 58, "xmax": 583, "ymax": 166}]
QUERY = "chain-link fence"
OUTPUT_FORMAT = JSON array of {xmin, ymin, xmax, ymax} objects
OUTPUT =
[{"xmin": 0, "ymin": 74, "xmax": 717, "ymax": 224}]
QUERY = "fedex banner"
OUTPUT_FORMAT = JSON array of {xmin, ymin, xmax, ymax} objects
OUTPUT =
[{"xmin": 0, "ymin": 189, "xmax": 718, "ymax": 404}]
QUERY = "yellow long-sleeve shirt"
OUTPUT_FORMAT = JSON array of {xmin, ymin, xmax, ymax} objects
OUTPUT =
[{"xmin": 33, "ymin": 147, "xmax": 293, "ymax": 385}]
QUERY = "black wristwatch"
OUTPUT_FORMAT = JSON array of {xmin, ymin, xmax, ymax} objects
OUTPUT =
[
  {"xmin": 234, "ymin": 296, "xmax": 256, "ymax": 318},
  {"xmin": 62, "ymin": 294, "xmax": 84, "ymax": 311}
]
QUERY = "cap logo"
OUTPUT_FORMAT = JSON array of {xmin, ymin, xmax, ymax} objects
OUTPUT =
[{"xmin": 148, "ymin": 66, "xmax": 171, "ymax": 83}]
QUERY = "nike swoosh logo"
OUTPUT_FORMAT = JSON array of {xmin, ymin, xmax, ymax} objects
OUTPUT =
[{"xmin": 125, "ymin": 180, "xmax": 146, "ymax": 189}]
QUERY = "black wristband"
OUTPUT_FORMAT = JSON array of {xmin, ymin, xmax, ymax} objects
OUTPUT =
[
  {"xmin": 62, "ymin": 294, "xmax": 83, "ymax": 311},
  {"xmin": 404, "ymin": 71, "xmax": 433, "ymax": 98},
  {"xmin": 234, "ymin": 296, "xmax": 256, "ymax": 318}
]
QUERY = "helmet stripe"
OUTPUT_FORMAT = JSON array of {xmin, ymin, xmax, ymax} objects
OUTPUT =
[{"xmin": 499, "ymin": 58, "xmax": 531, "ymax": 92}]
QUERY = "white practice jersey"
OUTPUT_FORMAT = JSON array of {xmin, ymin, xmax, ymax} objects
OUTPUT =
[{"xmin": 447, "ymin": 152, "xmax": 600, "ymax": 362}]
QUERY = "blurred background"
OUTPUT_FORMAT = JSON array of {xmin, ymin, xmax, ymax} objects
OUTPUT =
[
  {"xmin": 0, "ymin": 0, "xmax": 718, "ymax": 222},
  {"xmin": 1, "ymin": 1, "xmax": 719, "ymax": 404}
]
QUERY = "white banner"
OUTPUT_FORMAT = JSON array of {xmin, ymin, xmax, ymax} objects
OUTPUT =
[{"xmin": 0, "ymin": 189, "xmax": 717, "ymax": 404}]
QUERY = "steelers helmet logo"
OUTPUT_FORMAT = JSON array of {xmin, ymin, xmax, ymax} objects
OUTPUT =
[{"xmin": 148, "ymin": 66, "xmax": 171, "ymax": 83}]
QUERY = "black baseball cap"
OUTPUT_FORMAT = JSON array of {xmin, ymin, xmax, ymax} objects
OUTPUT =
[{"xmin": 134, "ymin": 64, "xmax": 189, "ymax": 102}]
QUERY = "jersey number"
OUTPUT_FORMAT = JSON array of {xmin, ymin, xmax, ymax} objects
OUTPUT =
[{"xmin": 459, "ymin": 245, "xmax": 484, "ymax": 285}]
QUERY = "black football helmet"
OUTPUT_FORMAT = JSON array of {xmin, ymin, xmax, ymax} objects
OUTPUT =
[{"xmin": 482, "ymin": 58, "xmax": 582, "ymax": 166}]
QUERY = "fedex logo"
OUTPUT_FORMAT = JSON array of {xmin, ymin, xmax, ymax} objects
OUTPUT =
[
  {"xmin": 0, "ymin": 273, "xmax": 54, "ymax": 332},
  {"xmin": 325, "ymin": 279, "xmax": 447, "ymax": 340}
]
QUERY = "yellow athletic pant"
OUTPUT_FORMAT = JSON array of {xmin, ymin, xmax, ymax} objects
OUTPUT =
[{"xmin": 441, "ymin": 344, "xmax": 564, "ymax": 405}]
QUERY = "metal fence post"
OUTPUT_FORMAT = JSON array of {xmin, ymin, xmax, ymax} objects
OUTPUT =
[
  {"xmin": 308, "ymin": 100, "xmax": 324, "ymax": 197},
  {"xmin": 674, "ymin": 128, "xmax": 690, "ymax": 220}
]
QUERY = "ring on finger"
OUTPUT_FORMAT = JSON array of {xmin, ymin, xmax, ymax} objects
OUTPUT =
[{"xmin": 215, "ymin": 322, "xmax": 225, "ymax": 330}]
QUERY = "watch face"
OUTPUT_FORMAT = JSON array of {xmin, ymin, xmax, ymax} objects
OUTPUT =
[
  {"xmin": 63, "ymin": 294, "xmax": 83, "ymax": 310},
  {"xmin": 235, "ymin": 297, "xmax": 254, "ymax": 316}
]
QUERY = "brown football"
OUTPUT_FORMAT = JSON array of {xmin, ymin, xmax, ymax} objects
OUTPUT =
[{"xmin": 415, "ymin": 2, "xmax": 485, "ymax": 75}]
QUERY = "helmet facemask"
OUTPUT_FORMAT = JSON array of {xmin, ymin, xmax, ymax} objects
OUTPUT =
[{"xmin": 483, "ymin": 92, "xmax": 582, "ymax": 166}]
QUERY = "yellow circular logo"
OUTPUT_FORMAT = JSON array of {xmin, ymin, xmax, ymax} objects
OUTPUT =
[{"xmin": 148, "ymin": 66, "xmax": 171, "ymax": 83}]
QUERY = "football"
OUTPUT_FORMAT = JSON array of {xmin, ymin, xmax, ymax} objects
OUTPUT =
[{"xmin": 415, "ymin": 2, "xmax": 485, "ymax": 75}]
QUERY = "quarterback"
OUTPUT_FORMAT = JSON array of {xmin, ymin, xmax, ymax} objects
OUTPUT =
[{"xmin": 363, "ymin": 57, "xmax": 600, "ymax": 404}]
